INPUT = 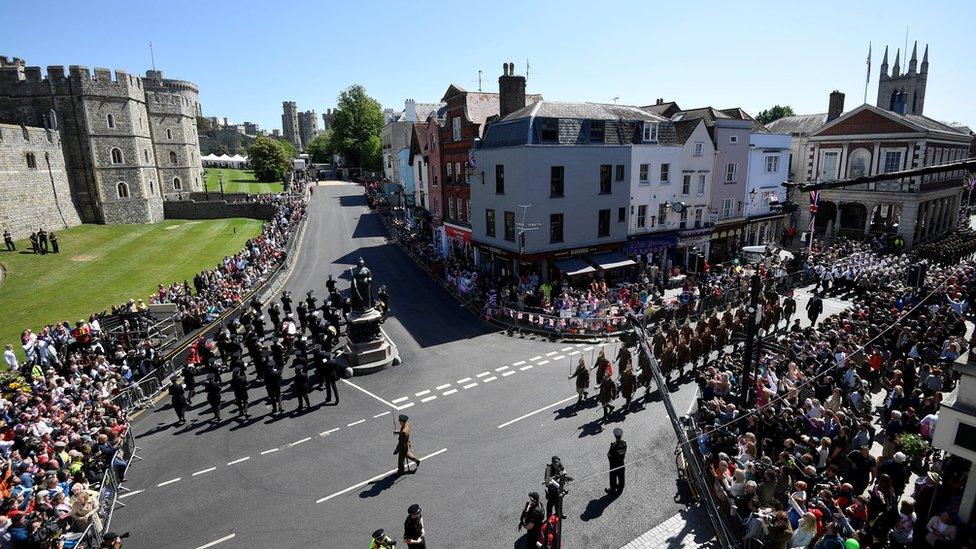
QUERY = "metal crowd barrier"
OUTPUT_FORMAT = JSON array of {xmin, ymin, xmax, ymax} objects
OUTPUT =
[{"xmin": 76, "ymin": 429, "xmax": 140, "ymax": 548}]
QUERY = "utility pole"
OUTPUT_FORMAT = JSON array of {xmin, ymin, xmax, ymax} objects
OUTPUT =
[
  {"xmin": 515, "ymin": 204, "xmax": 541, "ymax": 275},
  {"xmin": 740, "ymin": 271, "xmax": 762, "ymax": 408}
]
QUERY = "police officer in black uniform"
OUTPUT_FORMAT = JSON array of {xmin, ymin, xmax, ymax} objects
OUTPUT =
[
  {"xmin": 230, "ymin": 368, "xmax": 250, "ymax": 419},
  {"xmin": 606, "ymin": 428, "xmax": 627, "ymax": 495},
  {"xmin": 324, "ymin": 352, "xmax": 340, "ymax": 404}
]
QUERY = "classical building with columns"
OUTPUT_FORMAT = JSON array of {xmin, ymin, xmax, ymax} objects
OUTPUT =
[{"xmin": 796, "ymin": 103, "xmax": 972, "ymax": 248}]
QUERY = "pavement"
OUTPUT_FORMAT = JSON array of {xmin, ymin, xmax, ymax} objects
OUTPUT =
[{"xmin": 114, "ymin": 182, "xmax": 850, "ymax": 549}]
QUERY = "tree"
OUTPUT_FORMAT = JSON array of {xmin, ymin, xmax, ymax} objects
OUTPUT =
[
  {"xmin": 329, "ymin": 85, "xmax": 384, "ymax": 170},
  {"xmin": 756, "ymin": 105, "xmax": 796, "ymax": 125},
  {"xmin": 306, "ymin": 132, "xmax": 333, "ymax": 163},
  {"xmin": 247, "ymin": 136, "xmax": 292, "ymax": 182}
]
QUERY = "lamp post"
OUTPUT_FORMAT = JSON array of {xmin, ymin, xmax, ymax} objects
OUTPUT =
[
  {"xmin": 218, "ymin": 171, "xmax": 225, "ymax": 198},
  {"xmin": 204, "ymin": 177, "xmax": 210, "ymax": 200}
]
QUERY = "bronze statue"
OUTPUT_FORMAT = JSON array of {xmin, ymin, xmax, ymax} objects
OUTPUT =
[{"xmin": 349, "ymin": 257, "xmax": 374, "ymax": 313}]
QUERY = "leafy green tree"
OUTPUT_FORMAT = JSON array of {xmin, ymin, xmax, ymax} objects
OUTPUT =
[
  {"xmin": 217, "ymin": 144, "xmax": 231, "ymax": 156},
  {"xmin": 247, "ymin": 136, "xmax": 292, "ymax": 182},
  {"xmin": 329, "ymin": 85, "xmax": 384, "ymax": 170},
  {"xmin": 306, "ymin": 132, "xmax": 333, "ymax": 163},
  {"xmin": 756, "ymin": 105, "xmax": 796, "ymax": 125},
  {"xmin": 279, "ymin": 139, "xmax": 297, "ymax": 160}
]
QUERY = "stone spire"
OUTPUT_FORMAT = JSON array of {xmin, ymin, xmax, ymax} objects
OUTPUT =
[
  {"xmin": 921, "ymin": 44, "xmax": 929, "ymax": 74},
  {"xmin": 880, "ymin": 46, "xmax": 889, "ymax": 78},
  {"xmin": 893, "ymin": 48, "xmax": 901, "ymax": 77},
  {"xmin": 908, "ymin": 41, "xmax": 918, "ymax": 74}
]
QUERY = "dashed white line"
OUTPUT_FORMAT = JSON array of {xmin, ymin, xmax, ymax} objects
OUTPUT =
[
  {"xmin": 561, "ymin": 347, "xmax": 574, "ymax": 352},
  {"xmin": 435, "ymin": 383, "xmax": 452, "ymax": 390},
  {"xmin": 519, "ymin": 365, "xmax": 534, "ymax": 371},
  {"xmin": 583, "ymin": 346, "xmax": 593, "ymax": 351},
  {"xmin": 462, "ymin": 382, "xmax": 478, "ymax": 389},
  {"xmin": 545, "ymin": 351, "xmax": 558, "ymax": 356},
  {"xmin": 347, "ymin": 419, "xmax": 366, "ymax": 427},
  {"xmin": 457, "ymin": 377, "xmax": 472, "ymax": 384},
  {"xmin": 391, "ymin": 396, "xmax": 410, "ymax": 404},
  {"xmin": 192, "ymin": 467, "xmax": 217, "ymax": 476},
  {"xmin": 157, "ymin": 477, "xmax": 181, "ymax": 487},
  {"xmin": 321, "ymin": 428, "xmax": 340, "ymax": 436},
  {"xmin": 502, "ymin": 371, "xmax": 516, "ymax": 377},
  {"xmin": 374, "ymin": 411, "xmax": 390, "ymax": 418},
  {"xmin": 442, "ymin": 389, "xmax": 458, "ymax": 396},
  {"xmin": 195, "ymin": 533, "xmax": 236, "ymax": 549},
  {"xmin": 529, "ymin": 356, "xmax": 543, "ymax": 361},
  {"xmin": 260, "ymin": 448, "xmax": 279, "ymax": 455},
  {"xmin": 415, "ymin": 390, "xmax": 431, "ymax": 397},
  {"xmin": 483, "ymin": 376, "xmax": 498, "ymax": 382},
  {"xmin": 553, "ymin": 355, "xmax": 565, "ymax": 360},
  {"xmin": 420, "ymin": 395, "xmax": 438, "ymax": 403},
  {"xmin": 538, "ymin": 360, "xmax": 550, "ymax": 365},
  {"xmin": 397, "ymin": 402, "xmax": 415, "ymax": 410},
  {"xmin": 227, "ymin": 457, "xmax": 250, "ymax": 466},
  {"xmin": 575, "ymin": 343, "xmax": 586, "ymax": 347},
  {"xmin": 476, "ymin": 371, "xmax": 490, "ymax": 378},
  {"xmin": 118, "ymin": 489, "xmax": 144, "ymax": 499},
  {"xmin": 513, "ymin": 361, "xmax": 526, "ymax": 366},
  {"xmin": 291, "ymin": 437, "xmax": 312, "ymax": 446},
  {"xmin": 495, "ymin": 366, "xmax": 509, "ymax": 372}
]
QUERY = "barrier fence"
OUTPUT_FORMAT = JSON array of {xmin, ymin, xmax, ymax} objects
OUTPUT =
[{"xmin": 76, "ymin": 428, "xmax": 140, "ymax": 548}]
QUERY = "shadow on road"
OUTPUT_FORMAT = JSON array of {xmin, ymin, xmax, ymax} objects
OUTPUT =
[
  {"xmin": 358, "ymin": 472, "xmax": 401, "ymax": 498},
  {"xmin": 580, "ymin": 492, "xmax": 618, "ymax": 521},
  {"xmin": 351, "ymin": 211, "xmax": 388, "ymax": 239},
  {"xmin": 338, "ymin": 194, "xmax": 367, "ymax": 208}
]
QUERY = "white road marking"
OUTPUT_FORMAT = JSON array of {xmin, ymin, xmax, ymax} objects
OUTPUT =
[
  {"xmin": 260, "ymin": 448, "xmax": 279, "ymax": 455},
  {"xmin": 538, "ymin": 360, "xmax": 550, "ymax": 365},
  {"xmin": 421, "ymin": 395, "xmax": 438, "ymax": 403},
  {"xmin": 321, "ymin": 428, "xmax": 340, "ymax": 436},
  {"xmin": 529, "ymin": 356, "xmax": 543, "ymax": 361},
  {"xmin": 227, "ymin": 457, "xmax": 250, "ymax": 466},
  {"xmin": 553, "ymin": 355, "xmax": 565, "ymax": 360},
  {"xmin": 435, "ymin": 384, "xmax": 452, "ymax": 390},
  {"xmin": 583, "ymin": 346, "xmax": 593, "ymax": 351},
  {"xmin": 397, "ymin": 402, "xmax": 415, "ymax": 410},
  {"xmin": 391, "ymin": 396, "xmax": 410, "ymax": 404},
  {"xmin": 315, "ymin": 448, "xmax": 449, "ymax": 504},
  {"xmin": 196, "ymin": 533, "xmax": 236, "ymax": 549},
  {"xmin": 462, "ymin": 382, "xmax": 478, "ymax": 389},
  {"xmin": 497, "ymin": 395, "xmax": 578, "ymax": 429},
  {"xmin": 561, "ymin": 347, "xmax": 574, "ymax": 352},
  {"xmin": 512, "ymin": 361, "xmax": 526, "ymax": 366},
  {"xmin": 341, "ymin": 379, "xmax": 399, "ymax": 410},
  {"xmin": 476, "ymin": 371, "xmax": 490, "ymax": 377},
  {"xmin": 495, "ymin": 366, "xmax": 509, "ymax": 372},
  {"xmin": 192, "ymin": 467, "xmax": 217, "ymax": 476},
  {"xmin": 415, "ymin": 390, "xmax": 431, "ymax": 397},
  {"xmin": 374, "ymin": 411, "xmax": 391, "ymax": 418},
  {"xmin": 483, "ymin": 376, "xmax": 497, "ymax": 382},
  {"xmin": 347, "ymin": 419, "xmax": 366, "ymax": 427},
  {"xmin": 457, "ymin": 377, "xmax": 472, "ymax": 384},
  {"xmin": 570, "ymin": 351, "xmax": 581, "ymax": 356},
  {"xmin": 157, "ymin": 477, "xmax": 181, "ymax": 487},
  {"xmin": 501, "ymin": 371, "xmax": 515, "ymax": 377},
  {"xmin": 291, "ymin": 437, "xmax": 312, "ymax": 446},
  {"xmin": 545, "ymin": 351, "xmax": 558, "ymax": 356},
  {"xmin": 519, "ymin": 365, "xmax": 534, "ymax": 371},
  {"xmin": 442, "ymin": 389, "xmax": 458, "ymax": 396},
  {"xmin": 575, "ymin": 343, "xmax": 586, "ymax": 347},
  {"xmin": 118, "ymin": 489, "xmax": 144, "ymax": 499}
]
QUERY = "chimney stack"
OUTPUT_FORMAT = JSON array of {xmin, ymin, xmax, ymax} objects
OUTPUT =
[
  {"xmin": 827, "ymin": 90, "xmax": 845, "ymax": 122},
  {"xmin": 656, "ymin": 98, "xmax": 664, "ymax": 105},
  {"xmin": 498, "ymin": 62, "xmax": 527, "ymax": 118}
]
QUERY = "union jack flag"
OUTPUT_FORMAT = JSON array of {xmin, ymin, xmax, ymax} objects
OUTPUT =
[
  {"xmin": 809, "ymin": 190, "xmax": 821, "ymax": 214},
  {"xmin": 968, "ymin": 175, "xmax": 976, "ymax": 191}
]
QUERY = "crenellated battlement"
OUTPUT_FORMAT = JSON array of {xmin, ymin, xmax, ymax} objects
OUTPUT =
[
  {"xmin": 145, "ymin": 91, "xmax": 198, "ymax": 117},
  {"xmin": 0, "ymin": 63, "xmax": 144, "ymax": 100}
]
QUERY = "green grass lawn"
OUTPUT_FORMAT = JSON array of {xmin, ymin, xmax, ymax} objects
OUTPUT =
[
  {"xmin": 0, "ymin": 218, "xmax": 263, "ymax": 355},
  {"xmin": 203, "ymin": 168, "xmax": 283, "ymax": 194}
]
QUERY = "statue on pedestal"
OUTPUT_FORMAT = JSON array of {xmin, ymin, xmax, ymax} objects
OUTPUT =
[{"xmin": 349, "ymin": 258, "xmax": 374, "ymax": 313}]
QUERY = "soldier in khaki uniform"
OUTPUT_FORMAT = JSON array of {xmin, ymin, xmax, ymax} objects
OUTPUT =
[{"xmin": 394, "ymin": 414, "xmax": 421, "ymax": 475}]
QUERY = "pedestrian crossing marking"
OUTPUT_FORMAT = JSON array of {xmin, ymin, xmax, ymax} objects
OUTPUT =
[
  {"xmin": 545, "ymin": 351, "xmax": 558, "ymax": 356},
  {"xmin": 420, "ymin": 395, "xmax": 437, "ymax": 403},
  {"xmin": 483, "ymin": 376, "xmax": 498, "ymax": 382},
  {"xmin": 462, "ymin": 383, "xmax": 478, "ymax": 389},
  {"xmin": 529, "ymin": 356, "xmax": 543, "ymax": 361},
  {"xmin": 495, "ymin": 366, "xmax": 509, "ymax": 372},
  {"xmin": 501, "ymin": 371, "xmax": 515, "ymax": 377},
  {"xmin": 519, "ymin": 365, "xmax": 534, "ymax": 371},
  {"xmin": 435, "ymin": 384, "xmax": 452, "ymax": 390},
  {"xmin": 553, "ymin": 355, "xmax": 565, "ymax": 360},
  {"xmin": 414, "ymin": 390, "xmax": 431, "ymax": 397},
  {"xmin": 583, "ymin": 347, "xmax": 593, "ymax": 351},
  {"xmin": 396, "ymin": 402, "xmax": 415, "ymax": 410},
  {"xmin": 538, "ymin": 360, "xmax": 550, "ymax": 365},
  {"xmin": 442, "ymin": 389, "xmax": 458, "ymax": 396},
  {"xmin": 476, "ymin": 371, "xmax": 490, "ymax": 377},
  {"xmin": 457, "ymin": 377, "xmax": 472, "ymax": 384},
  {"xmin": 512, "ymin": 361, "xmax": 526, "ymax": 366},
  {"xmin": 561, "ymin": 347, "xmax": 574, "ymax": 352},
  {"xmin": 391, "ymin": 396, "xmax": 410, "ymax": 404}
]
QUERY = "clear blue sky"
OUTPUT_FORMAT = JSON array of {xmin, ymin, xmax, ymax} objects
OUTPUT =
[{"xmin": 6, "ymin": 0, "xmax": 975, "ymax": 132}]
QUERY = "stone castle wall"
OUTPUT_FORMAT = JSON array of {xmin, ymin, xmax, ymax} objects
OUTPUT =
[
  {"xmin": 146, "ymin": 91, "xmax": 204, "ymax": 197},
  {"xmin": 0, "ymin": 123, "xmax": 82, "ymax": 239}
]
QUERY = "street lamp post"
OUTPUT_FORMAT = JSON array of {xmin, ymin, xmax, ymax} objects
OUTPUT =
[
  {"xmin": 218, "ymin": 171, "xmax": 225, "ymax": 198},
  {"xmin": 740, "ymin": 271, "xmax": 762, "ymax": 408},
  {"xmin": 204, "ymin": 177, "xmax": 210, "ymax": 200}
]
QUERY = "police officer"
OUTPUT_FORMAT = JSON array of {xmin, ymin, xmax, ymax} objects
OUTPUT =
[
  {"xmin": 606, "ymin": 428, "xmax": 627, "ymax": 495},
  {"xmin": 230, "ymin": 368, "xmax": 250, "ymax": 419},
  {"xmin": 370, "ymin": 528, "xmax": 396, "ymax": 549},
  {"xmin": 265, "ymin": 361, "xmax": 283, "ymax": 414},
  {"xmin": 204, "ymin": 373, "xmax": 222, "ymax": 422},
  {"xmin": 324, "ymin": 352, "xmax": 340, "ymax": 404}
]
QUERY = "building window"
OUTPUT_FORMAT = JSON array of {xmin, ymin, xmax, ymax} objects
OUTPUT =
[
  {"xmin": 25, "ymin": 152, "xmax": 37, "ymax": 169},
  {"xmin": 694, "ymin": 142, "xmax": 704, "ymax": 157},
  {"xmin": 166, "ymin": 128, "xmax": 172, "ymax": 140},
  {"xmin": 694, "ymin": 208, "xmax": 703, "ymax": 228},
  {"xmin": 637, "ymin": 205, "xmax": 647, "ymax": 228},
  {"xmin": 765, "ymin": 155, "xmax": 779, "ymax": 173},
  {"xmin": 449, "ymin": 197, "xmax": 455, "ymax": 219},
  {"xmin": 539, "ymin": 118, "xmax": 559, "ymax": 142},
  {"xmin": 149, "ymin": 181, "xmax": 154, "ymax": 195},
  {"xmin": 144, "ymin": 149, "xmax": 150, "ymax": 163},
  {"xmin": 642, "ymin": 122, "xmax": 658, "ymax": 143},
  {"xmin": 883, "ymin": 151, "xmax": 902, "ymax": 173},
  {"xmin": 658, "ymin": 204, "xmax": 667, "ymax": 226},
  {"xmin": 679, "ymin": 209, "xmax": 688, "ymax": 229},
  {"xmin": 452, "ymin": 117, "xmax": 461, "ymax": 141},
  {"xmin": 760, "ymin": 190, "xmax": 776, "ymax": 206},
  {"xmin": 589, "ymin": 121, "xmax": 605, "ymax": 143},
  {"xmin": 495, "ymin": 164, "xmax": 505, "ymax": 194},
  {"xmin": 598, "ymin": 209, "xmax": 611, "ymax": 237},
  {"xmin": 639, "ymin": 163, "xmax": 649, "ymax": 184},
  {"xmin": 615, "ymin": 165, "xmax": 625, "ymax": 182},
  {"xmin": 725, "ymin": 162, "xmax": 737, "ymax": 183},
  {"xmin": 172, "ymin": 177, "xmax": 183, "ymax": 190},
  {"xmin": 455, "ymin": 162, "xmax": 462, "ymax": 183},
  {"xmin": 550, "ymin": 213, "xmax": 564, "ymax": 243},
  {"xmin": 617, "ymin": 207, "xmax": 626, "ymax": 222},
  {"xmin": 504, "ymin": 211, "xmax": 516, "ymax": 242},
  {"xmin": 682, "ymin": 174, "xmax": 691, "ymax": 195},
  {"xmin": 169, "ymin": 151, "xmax": 178, "ymax": 164},
  {"xmin": 550, "ymin": 166, "xmax": 564, "ymax": 197},
  {"xmin": 722, "ymin": 198, "xmax": 733, "ymax": 218},
  {"xmin": 729, "ymin": 135, "xmax": 738, "ymax": 144},
  {"xmin": 116, "ymin": 181, "xmax": 129, "ymax": 198},
  {"xmin": 820, "ymin": 151, "xmax": 840, "ymax": 181},
  {"xmin": 660, "ymin": 163, "xmax": 670, "ymax": 184},
  {"xmin": 111, "ymin": 148, "xmax": 123, "ymax": 164},
  {"xmin": 697, "ymin": 174, "xmax": 706, "ymax": 195},
  {"xmin": 446, "ymin": 162, "xmax": 453, "ymax": 181},
  {"xmin": 429, "ymin": 135, "xmax": 435, "ymax": 150},
  {"xmin": 106, "ymin": 114, "xmax": 115, "ymax": 129},
  {"xmin": 486, "ymin": 209, "xmax": 496, "ymax": 237},
  {"xmin": 599, "ymin": 165, "xmax": 612, "ymax": 194}
]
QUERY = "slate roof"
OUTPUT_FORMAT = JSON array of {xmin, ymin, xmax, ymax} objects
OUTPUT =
[
  {"xmin": 641, "ymin": 101, "xmax": 681, "ymax": 117},
  {"xmin": 499, "ymin": 101, "xmax": 668, "ymax": 123},
  {"xmin": 672, "ymin": 107, "xmax": 732, "ymax": 125},
  {"xmin": 718, "ymin": 108, "xmax": 768, "ymax": 133},
  {"xmin": 904, "ymin": 114, "xmax": 970, "ymax": 135},
  {"xmin": 765, "ymin": 113, "xmax": 829, "ymax": 135},
  {"xmin": 672, "ymin": 119, "xmax": 702, "ymax": 145}
]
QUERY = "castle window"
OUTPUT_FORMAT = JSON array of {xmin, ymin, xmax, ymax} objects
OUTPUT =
[
  {"xmin": 106, "ymin": 114, "xmax": 115, "ymax": 129},
  {"xmin": 173, "ymin": 177, "xmax": 182, "ymax": 190},
  {"xmin": 25, "ymin": 152, "xmax": 37, "ymax": 169},
  {"xmin": 169, "ymin": 151, "xmax": 177, "ymax": 164},
  {"xmin": 111, "ymin": 148, "xmax": 123, "ymax": 164},
  {"xmin": 166, "ymin": 128, "xmax": 172, "ymax": 140},
  {"xmin": 116, "ymin": 182, "xmax": 129, "ymax": 198},
  {"xmin": 144, "ymin": 149, "xmax": 149, "ymax": 163},
  {"xmin": 149, "ymin": 181, "xmax": 155, "ymax": 195}
]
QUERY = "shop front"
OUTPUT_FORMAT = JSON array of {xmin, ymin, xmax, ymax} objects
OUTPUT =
[
  {"xmin": 443, "ymin": 222, "xmax": 473, "ymax": 261},
  {"xmin": 744, "ymin": 213, "xmax": 786, "ymax": 247},
  {"xmin": 709, "ymin": 221, "xmax": 747, "ymax": 263},
  {"xmin": 676, "ymin": 228, "xmax": 712, "ymax": 273},
  {"xmin": 624, "ymin": 232, "xmax": 678, "ymax": 272}
]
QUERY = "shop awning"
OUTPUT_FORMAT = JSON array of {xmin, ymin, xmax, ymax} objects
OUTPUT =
[
  {"xmin": 587, "ymin": 251, "xmax": 637, "ymax": 271},
  {"xmin": 553, "ymin": 257, "xmax": 596, "ymax": 276}
]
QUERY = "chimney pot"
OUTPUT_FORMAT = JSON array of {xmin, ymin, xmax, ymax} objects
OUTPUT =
[
  {"xmin": 656, "ymin": 98, "xmax": 664, "ymax": 105},
  {"xmin": 827, "ymin": 90, "xmax": 845, "ymax": 122}
]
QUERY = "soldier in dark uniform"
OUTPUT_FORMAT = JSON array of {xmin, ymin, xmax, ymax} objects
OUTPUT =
[
  {"xmin": 292, "ymin": 364, "xmax": 311, "ymax": 411},
  {"xmin": 688, "ymin": 334, "xmax": 702, "ymax": 371},
  {"xmin": 182, "ymin": 363, "xmax": 197, "ymax": 404},
  {"xmin": 783, "ymin": 295, "xmax": 796, "ymax": 325},
  {"xmin": 271, "ymin": 338, "xmax": 286, "ymax": 370},
  {"xmin": 169, "ymin": 374, "xmax": 188, "ymax": 424},
  {"xmin": 265, "ymin": 361, "xmax": 283, "ymax": 414},
  {"xmin": 651, "ymin": 326, "xmax": 666, "ymax": 358},
  {"xmin": 637, "ymin": 350, "xmax": 653, "ymax": 397},
  {"xmin": 249, "ymin": 295, "xmax": 262, "ymax": 316},
  {"xmin": 606, "ymin": 428, "xmax": 627, "ymax": 495},
  {"xmin": 49, "ymin": 231, "xmax": 58, "ymax": 253},
  {"xmin": 700, "ymin": 328, "xmax": 715, "ymax": 367},
  {"xmin": 280, "ymin": 290, "xmax": 293, "ymax": 314},
  {"xmin": 593, "ymin": 350, "xmax": 612, "ymax": 385},
  {"xmin": 245, "ymin": 332, "xmax": 264, "ymax": 381},
  {"xmin": 619, "ymin": 364, "xmax": 637, "ymax": 412},
  {"xmin": 598, "ymin": 376, "xmax": 618, "ymax": 421},
  {"xmin": 675, "ymin": 337, "xmax": 690, "ymax": 378},
  {"xmin": 615, "ymin": 345, "xmax": 632, "ymax": 374},
  {"xmin": 296, "ymin": 301, "xmax": 309, "ymax": 333},
  {"xmin": 305, "ymin": 290, "xmax": 317, "ymax": 311},
  {"xmin": 666, "ymin": 321, "xmax": 679, "ymax": 343},
  {"xmin": 568, "ymin": 357, "xmax": 590, "ymax": 407},
  {"xmin": 252, "ymin": 309, "xmax": 267, "ymax": 340},
  {"xmin": 230, "ymin": 368, "xmax": 250, "ymax": 419},
  {"xmin": 29, "ymin": 232, "xmax": 38, "ymax": 254},
  {"xmin": 204, "ymin": 373, "xmax": 222, "ymax": 421},
  {"xmin": 660, "ymin": 346, "xmax": 677, "ymax": 382},
  {"xmin": 324, "ymin": 352, "xmax": 340, "ymax": 403},
  {"xmin": 519, "ymin": 492, "xmax": 545, "ymax": 547},
  {"xmin": 310, "ymin": 345, "xmax": 328, "ymax": 389},
  {"xmin": 268, "ymin": 302, "xmax": 282, "ymax": 335},
  {"xmin": 3, "ymin": 230, "xmax": 13, "ymax": 251}
]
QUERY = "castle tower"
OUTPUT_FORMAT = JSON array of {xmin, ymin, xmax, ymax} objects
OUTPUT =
[
  {"xmin": 298, "ymin": 110, "xmax": 318, "ymax": 147},
  {"xmin": 143, "ymin": 70, "xmax": 205, "ymax": 197},
  {"xmin": 876, "ymin": 42, "xmax": 928, "ymax": 116},
  {"xmin": 281, "ymin": 101, "xmax": 301, "ymax": 150}
]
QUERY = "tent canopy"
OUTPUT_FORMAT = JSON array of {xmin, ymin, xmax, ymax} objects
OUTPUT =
[
  {"xmin": 586, "ymin": 251, "xmax": 636, "ymax": 271},
  {"xmin": 553, "ymin": 257, "xmax": 596, "ymax": 276}
]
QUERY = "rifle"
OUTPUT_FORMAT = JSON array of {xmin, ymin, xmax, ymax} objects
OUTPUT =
[{"xmin": 517, "ymin": 501, "xmax": 530, "ymax": 532}]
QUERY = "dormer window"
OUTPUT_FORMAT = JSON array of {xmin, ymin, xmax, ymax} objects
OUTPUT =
[
  {"xmin": 643, "ymin": 122, "xmax": 658, "ymax": 143},
  {"xmin": 539, "ymin": 118, "xmax": 559, "ymax": 142},
  {"xmin": 589, "ymin": 121, "xmax": 605, "ymax": 143}
]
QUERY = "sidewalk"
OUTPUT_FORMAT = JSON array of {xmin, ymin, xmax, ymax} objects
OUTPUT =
[{"xmin": 621, "ymin": 505, "xmax": 719, "ymax": 549}]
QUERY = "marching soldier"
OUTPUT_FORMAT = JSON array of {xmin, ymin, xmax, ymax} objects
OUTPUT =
[
  {"xmin": 568, "ymin": 357, "xmax": 590, "ymax": 407},
  {"xmin": 593, "ymin": 350, "xmax": 613, "ymax": 385},
  {"xmin": 651, "ymin": 326, "xmax": 666, "ymax": 358},
  {"xmin": 598, "ymin": 375, "xmax": 618, "ymax": 421},
  {"xmin": 615, "ymin": 345, "xmax": 632, "ymax": 374},
  {"xmin": 675, "ymin": 337, "xmax": 690, "ymax": 379},
  {"xmin": 305, "ymin": 290, "xmax": 318, "ymax": 311},
  {"xmin": 182, "ymin": 362, "xmax": 197, "ymax": 404},
  {"xmin": 296, "ymin": 301, "xmax": 309, "ymax": 333},
  {"xmin": 637, "ymin": 350, "xmax": 654, "ymax": 398},
  {"xmin": 700, "ymin": 328, "xmax": 715, "ymax": 368},
  {"xmin": 394, "ymin": 414, "xmax": 421, "ymax": 475},
  {"xmin": 204, "ymin": 373, "xmax": 222, "ymax": 422},
  {"xmin": 688, "ymin": 334, "xmax": 702, "ymax": 371},
  {"xmin": 230, "ymin": 368, "xmax": 250, "ymax": 419},
  {"xmin": 606, "ymin": 428, "xmax": 627, "ymax": 495},
  {"xmin": 324, "ymin": 352, "xmax": 340, "ymax": 403},
  {"xmin": 265, "ymin": 360, "xmax": 283, "ymax": 414},
  {"xmin": 619, "ymin": 364, "xmax": 637, "ymax": 412},
  {"xmin": 293, "ymin": 364, "xmax": 311, "ymax": 411},
  {"xmin": 280, "ymin": 290, "xmax": 293, "ymax": 315},
  {"xmin": 169, "ymin": 374, "xmax": 188, "ymax": 425},
  {"xmin": 245, "ymin": 332, "xmax": 264, "ymax": 381},
  {"xmin": 268, "ymin": 301, "xmax": 282, "ymax": 336}
]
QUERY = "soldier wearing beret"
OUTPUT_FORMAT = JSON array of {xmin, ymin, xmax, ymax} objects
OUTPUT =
[{"xmin": 394, "ymin": 415, "xmax": 421, "ymax": 475}]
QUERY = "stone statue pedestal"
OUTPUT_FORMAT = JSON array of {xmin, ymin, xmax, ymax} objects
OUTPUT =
[{"xmin": 338, "ymin": 308, "xmax": 400, "ymax": 375}]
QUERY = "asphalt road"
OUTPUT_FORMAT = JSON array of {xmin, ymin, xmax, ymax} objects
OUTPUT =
[{"xmin": 114, "ymin": 183, "xmax": 847, "ymax": 549}]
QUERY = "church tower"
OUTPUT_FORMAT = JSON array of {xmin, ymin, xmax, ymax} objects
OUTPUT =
[{"xmin": 877, "ymin": 41, "xmax": 928, "ymax": 116}]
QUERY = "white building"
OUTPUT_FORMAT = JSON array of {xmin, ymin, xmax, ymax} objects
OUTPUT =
[{"xmin": 743, "ymin": 131, "xmax": 791, "ymax": 246}]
